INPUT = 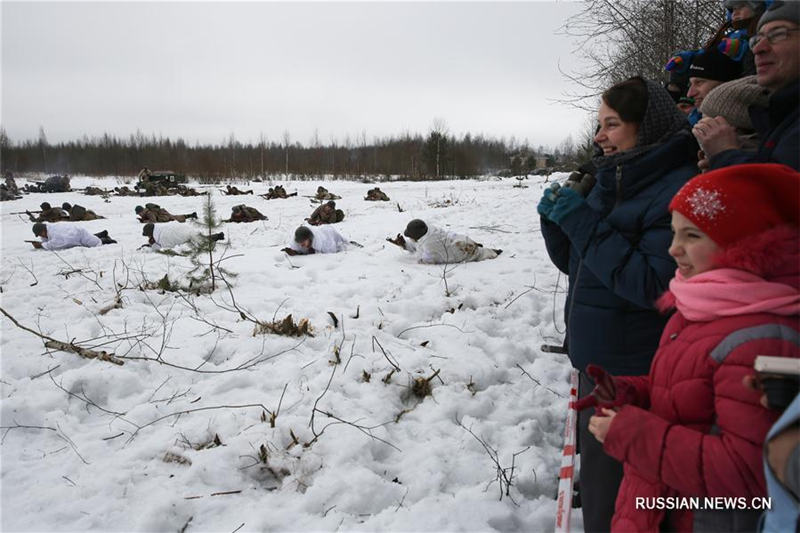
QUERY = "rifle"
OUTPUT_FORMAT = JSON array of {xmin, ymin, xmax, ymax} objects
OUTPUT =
[{"xmin": 9, "ymin": 210, "xmax": 41, "ymax": 215}]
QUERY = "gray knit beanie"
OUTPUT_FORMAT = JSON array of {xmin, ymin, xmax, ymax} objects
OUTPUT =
[
  {"xmin": 699, "ymin": 75, "xmax": 770, "ymax": 130},
  {"xmin": 758, "ymin": 0, "xmax": 800, "ymax": 30}
]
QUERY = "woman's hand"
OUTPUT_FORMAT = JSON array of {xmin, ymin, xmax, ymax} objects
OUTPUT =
[{"xmin": 588, "ymin": 408, "xmax": 618, "ymax": 443}]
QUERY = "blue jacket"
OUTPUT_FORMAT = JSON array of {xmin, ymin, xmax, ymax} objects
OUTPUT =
[
  {"xmin": 711, "ymin": 79, "xmax": 799, "ymax": 171},
  {"xmin": 761, "ymin": 394, "xmax": 800, "ymax": 533},
  {"xmin": 541, "ymin": 132, "xmax": 696, "ymax": 375}
]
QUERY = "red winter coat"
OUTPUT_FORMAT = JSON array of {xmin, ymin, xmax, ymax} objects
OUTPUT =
[{"xmin": 602, "ymin": 226, "xmax": 800, "ymax": 532}]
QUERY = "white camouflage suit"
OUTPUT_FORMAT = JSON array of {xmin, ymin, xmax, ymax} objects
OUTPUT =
[{"xmin": 404, "ymin": 224, "xmax": 498, "ymax": 264}]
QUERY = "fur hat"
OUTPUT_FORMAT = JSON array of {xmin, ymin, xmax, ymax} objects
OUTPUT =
[
  {"xmin": 758, "ymin": 0, "xmax": 800, "ymax": 30},
  {"xmin": 142, "ymin": 223, "xmax": 155, "ymax": 237},
  {"xmin": 32, "ymin": 222, "xmax": 46, "ymax": 236},
  {"xmin": 40, "ymin": 202, "xmax": 51, "ymax": 210},
  {"xmin": 699, "ymin": 75, "xmax": 769, "ymax": 129},
  {"xmin": 61, "ymin": 202, "xmax": 72, "ymax": 211},
  {"xmin": 688, "ymin": 48, "xmax": 742, "ymax": 82},
  {"xmin": 135, "ymin": 205, "xmax": 144, "ymax": 214},
  {"xmin": 294, "ymin": 226, "xmax": 313, "ymax": 244},
  {"xmin": 325, "ymin": 200, "xmax": 336, "ymax": 208},
  {"xmin": 669, "ymin": 163, "xmax": 800, "ymax": 248},
  {"xmin": 403, "ymin": 219, "xmax": 428, "ymax": 240}
]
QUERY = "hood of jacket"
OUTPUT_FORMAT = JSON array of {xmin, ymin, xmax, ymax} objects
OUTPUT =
[{"xmin": 594, "ymin": 79, "xmax": 692, "ymax": 170}]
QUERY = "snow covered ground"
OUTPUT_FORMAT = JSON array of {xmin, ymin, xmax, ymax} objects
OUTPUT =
[{"xmin": 0, "ymin": 175, "xmax": 581, "ymax": 532}]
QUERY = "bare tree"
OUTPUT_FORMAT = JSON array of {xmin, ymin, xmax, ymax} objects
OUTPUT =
[
  {"xmin": 282, "ymin": 130, "xmax": 291, "ymax": 177},
  {"xmin": 558, "ymin": 0, "xmax": 723, "ymax": 109}
]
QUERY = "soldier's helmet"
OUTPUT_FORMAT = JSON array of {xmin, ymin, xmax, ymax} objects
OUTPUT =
[{"xmin": 135, "ymin": 205, "xmax": 144, "ymax": 214}]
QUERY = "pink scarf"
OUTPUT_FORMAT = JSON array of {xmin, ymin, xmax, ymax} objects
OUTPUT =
[{"xmin": 666, "ymin": 268, "xmax": 800, "ymax": 322}]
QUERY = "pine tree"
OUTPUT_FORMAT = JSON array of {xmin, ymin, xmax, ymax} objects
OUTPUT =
[{"xmin": 186, "ymin": 194, "xmax": 230, "ymax": 292}]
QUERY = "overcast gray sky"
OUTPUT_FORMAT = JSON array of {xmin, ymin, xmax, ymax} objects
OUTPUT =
[{"xmin": 2, "ymin": 1, "xmax": 588, "ymax": 148}]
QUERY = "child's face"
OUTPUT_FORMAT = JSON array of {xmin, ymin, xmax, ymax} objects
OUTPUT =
[
  {"xmin": 731, "ymin": 5, "xmax": 754, "ymax": 22},
  {"xmin": 669, "ymin": 212, "xmax": 721, "ymax": 278}
]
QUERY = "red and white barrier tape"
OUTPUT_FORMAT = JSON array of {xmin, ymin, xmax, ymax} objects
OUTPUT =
[{"xmin": 555, "ymin": 368, "xmax": 580, "ymax": 533}]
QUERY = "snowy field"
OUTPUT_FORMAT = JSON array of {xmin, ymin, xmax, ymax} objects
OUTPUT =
[{"xmin": 0, "ymin": 175, "xmax": 579, "ymax": 532}]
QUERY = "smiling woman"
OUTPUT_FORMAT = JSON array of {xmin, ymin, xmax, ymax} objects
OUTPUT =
[{"xmin": 538, "ymin": 76, "xmax": 699, "ymax": 532}]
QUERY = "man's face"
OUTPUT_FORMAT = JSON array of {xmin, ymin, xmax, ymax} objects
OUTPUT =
[
  {"xmin": 299, "ymin": 238, "xmax": 312, "ymax": 249},
  {"xmin": 753, "ymin": 20, "xmax": 800, "ymax": 91},
  {"xmin": 687, "ymin": 77, "xmax": 722, "ymax": 108}
]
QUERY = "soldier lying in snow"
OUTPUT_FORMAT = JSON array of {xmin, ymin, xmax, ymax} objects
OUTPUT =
[
  {"xmin": 62, "ymin": 202, "xmax": 104, "ymax": 221},
  {"xmin": 364, "ymin": 187, "xmax": 390, "ymax": 201},
  {"xmin": 314, "ymin": 186, "xmax": 341, "ymax": 201},
  {"xmin": 27, "ymin": 202, "xmax": 68, "ymax": 223},
  {"xmin": 223, "ymin": 204, "xmax": 267, "ymax": 223},
  {"xmin": 222, "ymin": 185, "xmax": 254, "ymax": 195},
  {"xmin": 141, "ymin": 222, "xmax": 224, "ymax": 250},
  {"xmin": 388, "ymin": 219, "xmax": 502, "ymax": 264},
  {"xmin": 281, "ymin": 225, "xmax": 349, "ymax": 256},
  {"xmin": 30, "ymin": 222, "xmax": 116, "ymax": 250},
  {"xmin": 306, "ymin": 201, "xmax": 345, "ymax": 226},
  {"xmin": 262, "ymin": 185, "xmax": 297, "ymax": 200},
  {"xmin": 83, "ymin": 186, "xmax": 111, "ymax": 196},
  {"xmin": 114, "ymin": 186, "xmax": 137, "ymax": 196},
  {"xmin": 38, "ymin": 175, "xmax": 71, "ymax": 193},
  {"xmin": 136, "ymin": 204, "xmax": 198, "ymax": 223},
  {"xmin": 2, "ymin": 172, "xmax": 20, "ymax": 200}
]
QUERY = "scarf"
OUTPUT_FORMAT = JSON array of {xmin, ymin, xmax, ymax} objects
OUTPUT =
[
  {"xmin": 662, "ymin": 268, "xmax": 800, "ymax": 322},
  {"xmin": 594, "ymin": 79, "xmax": 691, "ymax": 169}
]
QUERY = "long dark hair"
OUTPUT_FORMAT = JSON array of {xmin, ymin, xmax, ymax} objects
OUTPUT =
[{"xmin": 601, "ymin": 77, "xmax": 648, "ymax": 124}]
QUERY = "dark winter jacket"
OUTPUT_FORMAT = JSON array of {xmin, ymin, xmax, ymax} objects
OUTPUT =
[
  {"xmin": 710, "ymin": 79, "xmax": 800, "ymax": 171},
  {"xmin": 604, "ymin": 227, "xmax": 800, "ymax": 532},
  {"xmin": 542, "ymin": 131, "xmax": 696, "ymax": 375}
]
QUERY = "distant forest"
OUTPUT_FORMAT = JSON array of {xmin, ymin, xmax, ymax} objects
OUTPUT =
[{"xmin": 0, "ymin": 126, "xmax": 589, "ymax": 180}]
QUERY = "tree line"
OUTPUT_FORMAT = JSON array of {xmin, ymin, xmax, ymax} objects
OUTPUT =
[
  {"xmin": 0, "ymin": 126, "xmax": 565, "ymax": 180},
  {"xmin": 2, "ymin": 1, "xmax": 725, "ymax": 180}
]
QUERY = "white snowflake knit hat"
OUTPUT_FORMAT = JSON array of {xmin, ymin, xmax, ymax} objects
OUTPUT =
[{"xmin": 669, "ymin": 163, "xmax": 800, "ymax": 247}]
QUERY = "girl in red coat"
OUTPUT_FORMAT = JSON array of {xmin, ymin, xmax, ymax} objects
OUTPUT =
[{"xmin": 580, "ymin": 163, "xmax": 800, "ymax": 532}]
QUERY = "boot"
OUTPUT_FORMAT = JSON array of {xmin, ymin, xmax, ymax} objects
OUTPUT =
[
  {"xmin": 211, "ymin": 232, "xmax": 225, "ymax": 242},
  {"xmin": 94, "ymin": 230, "xmax": 109, "ymax": 239},
  {"xmin": 188, "ymin": 211, "xmax": 198, "ymax": 219},
  {"xmin": 494, "ymin": 249, "xmax": 503, "ymax": 256}
]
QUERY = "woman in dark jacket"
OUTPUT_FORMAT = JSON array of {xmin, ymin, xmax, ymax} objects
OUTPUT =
[{"xmin": 538, "ymin": 76, "xmax": 697, "ymax": 532}]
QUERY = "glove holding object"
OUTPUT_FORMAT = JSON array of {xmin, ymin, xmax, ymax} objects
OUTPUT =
[{"xmin": 573, "ymin": 364, "xmax": 639, "ymax": 412}]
